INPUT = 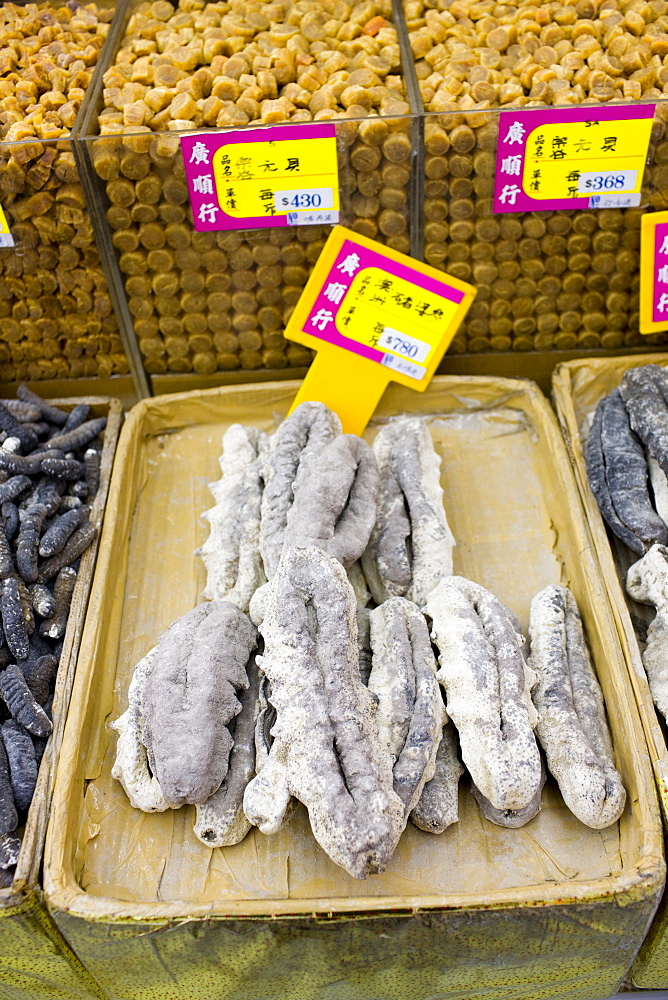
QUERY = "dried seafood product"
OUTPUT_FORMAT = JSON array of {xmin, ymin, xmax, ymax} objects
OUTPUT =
[
  {"xmin": 362, "ymin": 417, "xmax": 454, "ymax": 607},
  {"xmin": 424, "ymin": 576, "xmax": 541, "ymax": 813},
  {"xmin": 619, "ymin": 365, "xmax": 668, "ymax": 478},
  {"xmin": 627, "ymin": 544, "xmax": 668, "ymax": 721},
  {"xmin": 197, "ymin": 425, "xmax": 268, "ymax": 613},
  {"xmin": 585, "ymin": 389, "xmax": 666, "ymax": 556},
  {"xmin": 410, "ymin": 719, "xmax": 463, "ymax": 834},
  {"xmin": 367, "ymin": 597, "xmax": 444, "ymax": 817},
  {"xmin": 284, "ymin": 435, "xmax": 380, "ymax": 570},
  {"xmin": 112, "ymin": 601, "xmax": 257, "ymax": 810},
  {"xmin": 260, "ymin": 402, "xmax": 342, "ymax": 579},
  {"xmin": 244, "ymin": 546, "xmax": 404, "ymax": 879},
  {"xmin": 471, "ymin": 760, "xmax": 547, "ymax": 829},
  {"xmin": 194, "ymin": 652, "xmax": 262, "ymax": 848},
  {"xmin": 529, "ymin": 585, "xmax": 625, "ymax": 830}
]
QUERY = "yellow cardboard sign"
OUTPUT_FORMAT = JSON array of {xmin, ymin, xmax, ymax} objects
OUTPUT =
[
  {"xmin": 0, "ymin": 205, "xmax": 14, "ymax": 248},
  {"xmin": 640, "ymin": 210, "xmax": 668, "ymax": 334},
  {"xmin": 285, "ymin": 227, "xmax": 476, "ymax": 434}
]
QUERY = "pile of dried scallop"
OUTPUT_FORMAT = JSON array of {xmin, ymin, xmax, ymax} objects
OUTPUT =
[
  {"xmin": 112, "ymin": 402, "xmax": 625, "ymax": 879},
  {"xmin": 91, "ymin": 0, "xmax": 413, "ymax": 376},
  {"xmin": 0, "ymin": 1, "xmax": 129, "ymax": 383}
]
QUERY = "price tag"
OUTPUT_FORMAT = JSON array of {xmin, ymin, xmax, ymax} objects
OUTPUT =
[
  {"xmin": 0, "ymin": 205, "xmax": 14, "ymax": 248},
  {"xmin": 285, "ymin": 226, "xmax": 476, "ymax": 434},
  {"xmin": 181, "ymin": 124, "xmax": 339, "ymax": 232},
  {"xmin": 640, "ymin": 211, "xmax": 668, "ymax": 333},
  {"xmin": 494, "ymin": 104, "xmax": 654, "ymax": 214}
]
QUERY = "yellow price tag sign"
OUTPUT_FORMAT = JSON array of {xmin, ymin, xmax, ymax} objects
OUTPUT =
[
  {"xmin": 181, "ymin": 124, "xmax": 339, "ymax": 232},
  {"xmin": 640, "ymin": 211, "xmax": 668, "ymax": 334},
  {"xmin": 285, "ymin": 227, "xmax": 476, "ymax": 434},
  {"xmin": 0, "ymin": 205, "xmax": 14, "ymax": 249},
  {"xmin": 495, "ymin": 105, "xmax": 655, "ymax": 213}
]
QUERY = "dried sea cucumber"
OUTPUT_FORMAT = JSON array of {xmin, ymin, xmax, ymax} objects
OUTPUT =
[
  {"xmin": 528, "ymin": 584, "xmax": 626, "ymax": 829},
  {"xmin": 284, "ymin": 434, "xmax": 380, "ymax": 570},
  {"xmin": 194, "ymin": 652, "xmax": 263, "ymax": 848},
  {"xmin": 362, "ymin": 417, "xmax": 454, "ymax": 607},
  {"xmin": 368, "ymin": 596, "xmax": 444, "ymax": 817},
  {"xmin": 626, "ymin": 543, "xmax": 668, "ymax": 720},
  {"xmin": 197, "ymin": 424, "xmax": 268, "ymax": 614},
  {"xmin": 141, "ymin": 602, "xmax": 257, "ymax": 807},
  {"xmin": 471, "ymin": 759, "xmax": 546, "ymax": 829},
  {"xmin": 424, "ymin": 576, "xmax": 541, "ymax": 813},
  {"xmin": 243, "ymin": 546, "xmax": 404, "ymax": 879},
  {"xmin": 410, "ymin": 719, "xmax": 463, "ymax": 834},
  {"xmin": 260, "ymin": 402, "xmax": 342, "ymax": 579},
  {"xmin": 585, "ymin": 389, "xmax": 666, "ymax": 556}
]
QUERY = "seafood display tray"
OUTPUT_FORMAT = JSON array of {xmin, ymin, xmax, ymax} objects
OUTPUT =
[
  {"xmin": 553, "ymin": 354, "xmax": 668, "ymax": 990},
  {"xmin": 0, "ymin": 395, "xmax": 122, "ymax": 1000},
  {"xmin": 44, "ymin": 376, "xmax": 662, "ymax": 1000}
]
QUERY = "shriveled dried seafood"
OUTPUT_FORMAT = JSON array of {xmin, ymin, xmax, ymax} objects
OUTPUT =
[
  {"xmin": 194, "ymin": 652, "xmax": 262, "ymax": 848},
  {"xmin": 627, "ymin": 544, "xmax": 668, "ymax": 721},
  {"xmin": 368, "ymin": 597, "xmax": 444, "ymax": 817},
  {"xmin": 585, "ymin": 389, "xmax": 666, "ymax": 556},
  {"xmin": 471, "ymin": 761, "xmax": 546, "ymax": 829},
  {"xmin": 529, "ymin": 585, "xmax": 625, "ymax": 830},
  {"xmin": 362, "ymin": 417, "xmax": 454, "ymax": 607},
  {"xmin": 619, "ymin": 365, "xmax": 668, "ymax": 479},
  {"xmin": 260, "ymin": 402, "xmax": 341, "ymax": 578},
  {"xmin": 284, "ymin": 435, "xmax": 379, "ymax": 570},
  {"xmin": 112, "ymin": 601, "xmax": 257, "ymax": 809},
  {"xmin": 410, "ymin": 719, "xmax": 463, "ymax": 834},
  {"xmin": 197, "ymin": 425, "xmax": 268, "ymax": 613},
  {"xmin": 243, "ymin": 546, "xmax": 404, "ymax": 879},
  {"xmin": 424, "ymin": 576, "xmax": 541, "ymax": 813}
]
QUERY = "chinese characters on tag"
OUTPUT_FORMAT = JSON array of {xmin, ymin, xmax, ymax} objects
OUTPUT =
[
  {"xmin": 494, "ymin": 105, "xmax": 654, "ymax": 213},
  {"xmin": 180, "ymin": 124, "xmax": 339, "ymax": 232}
]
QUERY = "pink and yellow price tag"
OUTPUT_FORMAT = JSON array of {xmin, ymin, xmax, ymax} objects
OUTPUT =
[
  {"xmin": 181, "ymin": 124, "xmax": 339, "ymax": 232},
  {"xmin": 285, "ymin": 227, "xmax": 476, "ymax": 434},
  {"xmin": 494, "ymin": 104, "xmax": 654, "ymax": 213},
  {"xmin": 0, "ymin": 205, "xmax": 14, "ymax": 248},
  {"xmin": 640, "ymin": 211, "xmax": 668, "ymax": 333}
]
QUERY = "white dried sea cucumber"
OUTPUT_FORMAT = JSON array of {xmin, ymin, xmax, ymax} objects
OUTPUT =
[
  {"xmin": 111, "ymin": 646, "xmax": 171, "ymax": 812},
  {"xmin": 368, "ymin": 597, "xmax": 444, "ymax": 817},
  {"xmin": 194, "ymin": 652, "xmax": 263, "ymax": 848},
  {"xmin": 626, "ymin": 543, "xmax": 668, "ymax": 720},
  {"xmin": 197, "ymin": 424, "xmax": 268, "ymax": 614},
  {"xmin": 362, "ymin": 417, "xmax": 454, "ymax": 607},
  {"xmin": 243, "ymin": 546, "xmax": 404, "ymax": 879},
  {"xmin": 585, "ymin": 389, "xmax": 667, "ymax": 555},
  {"xmin": 471, "ymin": 759, "xmax": 546, "ymax": 829},
  {"xmin": 424, "ymin": 576, "xmax": 541, "ymax": 813},
  {"xmin": 410, "ymin": 718, "xmax": 463, "ymax": 834},
  {"xmin": 140, "ymin": 602, "xmax": 257, "ymax": 807},
  {"xmin": 283, "ymin": 434, "xmax": 379, "ymax": 570},
  {"xmin": 528, "ymin": 584, "xmax": 626, "ymax": 830},
  {"xmin": 260, "ymin": 402, "xmax": 342, "ymax": 579}
]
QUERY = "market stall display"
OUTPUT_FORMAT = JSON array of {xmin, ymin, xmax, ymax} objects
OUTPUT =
[
  {"xmin": 44, "ymin": 377, "xmax": 662, "ymax": 1000},
  {"xmin": 78, "ymin": 0, "xmax": 416, "ymax": 383},
  {"xmin": 0, "ymin": 1, "xmax": 133, "ymax": 388}
]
